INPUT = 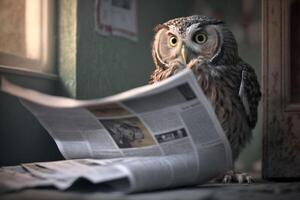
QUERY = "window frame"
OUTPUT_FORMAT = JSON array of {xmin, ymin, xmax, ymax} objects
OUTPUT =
[{"xmin": 0, "ymin": 0, "xmax": 57, "ymax": 78}]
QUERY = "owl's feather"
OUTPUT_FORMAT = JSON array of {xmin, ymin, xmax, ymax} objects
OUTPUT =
[{"xmin": 238, "ymin": 61, "xmax": 261, "ymax": 128}]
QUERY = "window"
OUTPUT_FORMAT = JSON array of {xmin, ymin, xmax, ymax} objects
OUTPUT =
[{"xmin": 0, "ymin": 0, "xmax": 55, "ymax": 74}]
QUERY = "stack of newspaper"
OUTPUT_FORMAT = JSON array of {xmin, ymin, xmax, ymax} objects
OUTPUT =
[{"xmin": 0, "ymin": 69, "xmax": 232, "ymax": 193}]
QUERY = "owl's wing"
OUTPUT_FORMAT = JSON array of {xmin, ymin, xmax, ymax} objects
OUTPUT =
[{"xmin": 238, "ymin": 61, "xmax": 261, "ymax": 129}]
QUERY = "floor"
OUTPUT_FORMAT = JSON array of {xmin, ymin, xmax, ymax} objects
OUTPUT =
[{"xmin": 1, "ymin": 181, "xmax": 300, "ymax": 200}]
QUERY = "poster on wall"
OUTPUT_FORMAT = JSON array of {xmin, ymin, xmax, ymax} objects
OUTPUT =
[{"xmin": 95, "ymin": 0, "xmax": 138, "ymax": 41}]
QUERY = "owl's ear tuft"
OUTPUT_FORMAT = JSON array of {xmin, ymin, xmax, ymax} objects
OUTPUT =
[{"xmin": 154, "ymin": 24, "xmax": 169, "ymax": 33}]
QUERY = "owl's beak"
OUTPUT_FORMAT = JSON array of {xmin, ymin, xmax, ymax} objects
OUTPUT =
[{"xmin": 180, "ymin": 45, "xmax": 188, "ymax": 64}]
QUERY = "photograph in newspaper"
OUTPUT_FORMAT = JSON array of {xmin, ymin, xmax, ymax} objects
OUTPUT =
[{"xmin": 100, "ymin": 117, "xmax": 156, "ymax": 148}]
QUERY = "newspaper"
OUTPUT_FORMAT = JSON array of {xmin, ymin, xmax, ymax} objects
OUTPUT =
[{"xmin": 0, "ymin": 69, "xmax": 232, "ymax": 193}]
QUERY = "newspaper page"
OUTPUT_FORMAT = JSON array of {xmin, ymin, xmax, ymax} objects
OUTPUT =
[
  {"xmin": 0, "ymin": 69, "xmax": 233, "ymax": 193},
  {"xmin": 0, "ymin": 166, "xmax": 56, "ymax": 193}
]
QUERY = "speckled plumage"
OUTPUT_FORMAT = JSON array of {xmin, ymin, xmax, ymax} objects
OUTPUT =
[{"xmin": 149, "ymin": 15, "xmax": 261, "ymax": 161}]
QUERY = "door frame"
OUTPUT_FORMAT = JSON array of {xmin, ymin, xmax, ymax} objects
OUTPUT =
[{"xmin": 263, "ymin": 0, "xmax": 300, "ymax": 179}]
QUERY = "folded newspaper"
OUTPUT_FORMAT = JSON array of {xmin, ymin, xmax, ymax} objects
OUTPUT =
[{"xmin": 0, "ymin": 69, "xmax": 233, "ymax": 193}]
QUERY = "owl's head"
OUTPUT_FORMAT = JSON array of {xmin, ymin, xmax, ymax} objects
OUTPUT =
[{"xmin": 152, "ymin": 15, "xmax": 238, "ymax": 70}]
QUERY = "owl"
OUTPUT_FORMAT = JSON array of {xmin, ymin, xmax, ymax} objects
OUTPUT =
[{"xmin": 149, "ymin": 15, "xmax": 261, "ymax": 182}]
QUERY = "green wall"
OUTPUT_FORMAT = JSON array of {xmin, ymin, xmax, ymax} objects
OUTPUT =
[
  {"xmin": 61, "ymin": 0, "xmax": 192, "ymax": 99},
  {"xmin": 57, "ymin": 0, "xmax": 77, "ymax": 97},
  {"xmin": 0, "ymin": 74, "xmax": 63, "ymax": 166}
]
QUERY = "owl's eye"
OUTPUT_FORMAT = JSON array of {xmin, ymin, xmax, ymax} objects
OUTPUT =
[
  {"xmin": 168, "ymin": 36, "xmax": 178, "ymax": 47},
  {"xmin": 194, "ymin": 33, "xmax": 207, "ymax": 44}
]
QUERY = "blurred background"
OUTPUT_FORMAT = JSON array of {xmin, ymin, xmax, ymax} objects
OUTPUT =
[{"xmin": 0, "ymin": 0, "xmax": 261, "ymax": 174}]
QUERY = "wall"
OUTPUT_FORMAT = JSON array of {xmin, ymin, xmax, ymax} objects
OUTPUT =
[
  {"xmin": 0, "ymin": 73, "xmax": 63, "ymax": 166},
  {"xmin": 57, "ymin": 0, "xmax": 77, "ymax": 97},
  {"xmin": 69, "ymin": 0, "xmax": 192, "ymax": 99}
]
